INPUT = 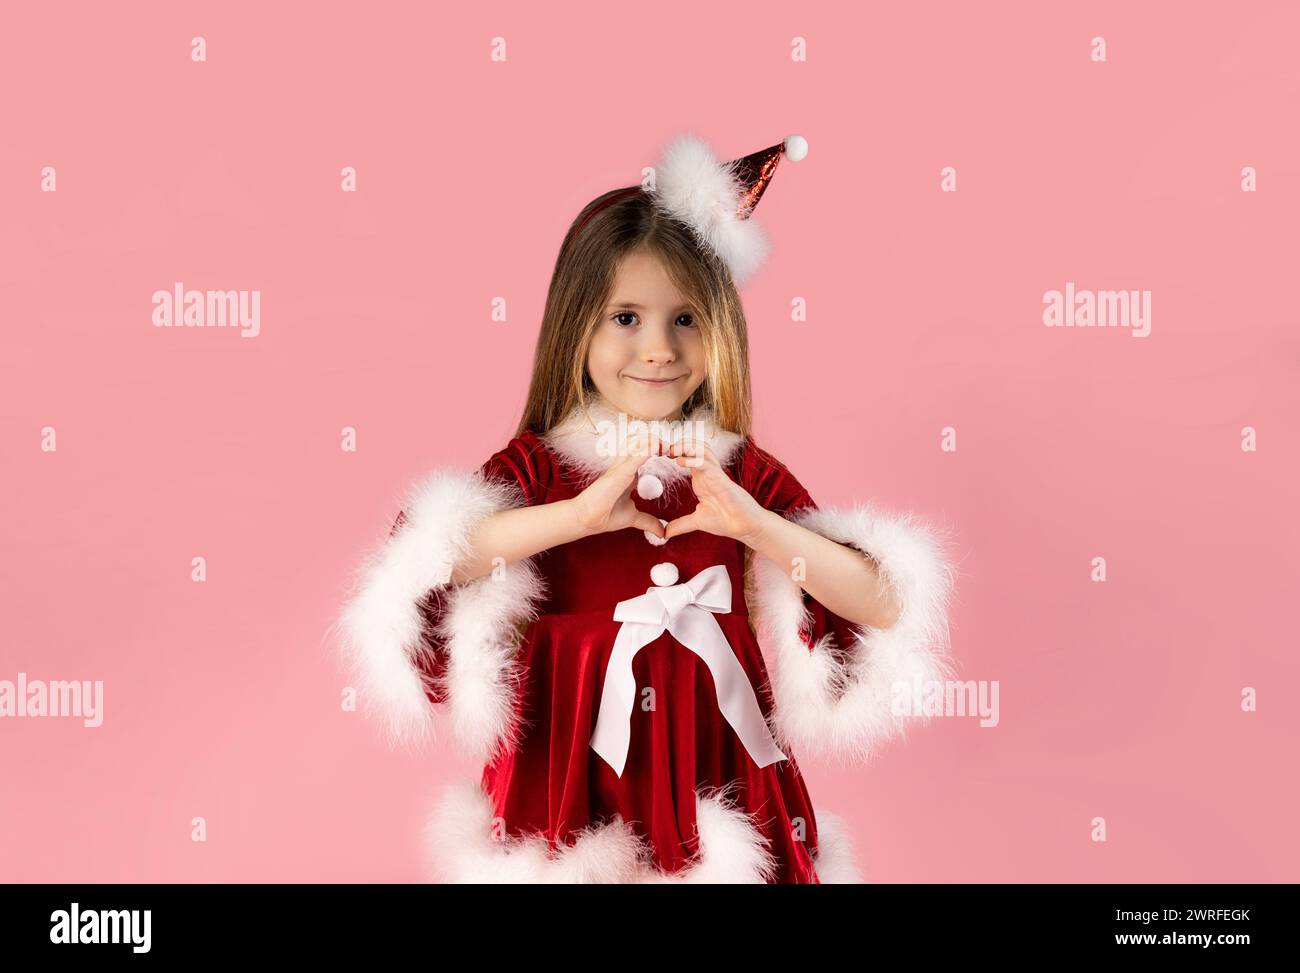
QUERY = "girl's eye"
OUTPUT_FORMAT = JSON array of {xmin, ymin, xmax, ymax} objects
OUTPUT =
[{"xmin": 611, "ymin": 312, "xmax": 697, "ymax": 328}]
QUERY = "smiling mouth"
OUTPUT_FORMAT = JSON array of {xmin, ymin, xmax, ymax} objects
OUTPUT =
[{"xmin": 626, "ymin": 375, "xmax": 683, "ymax": 385}]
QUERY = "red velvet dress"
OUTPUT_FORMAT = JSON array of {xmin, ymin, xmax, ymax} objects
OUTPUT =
[{"xmin": 409, "ymin": 430, "xmax": 865, "ymax": 884}]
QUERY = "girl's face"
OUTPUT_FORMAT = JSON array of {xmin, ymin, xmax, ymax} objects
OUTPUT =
[{"xmin": 586, "ymin": 248, "xmax": 707, "ymax": 422}]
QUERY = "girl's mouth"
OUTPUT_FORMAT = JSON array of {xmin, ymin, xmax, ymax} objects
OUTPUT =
[{"xmin": 626, "ymin": 375, "xmax": 683, "ymax": 386}]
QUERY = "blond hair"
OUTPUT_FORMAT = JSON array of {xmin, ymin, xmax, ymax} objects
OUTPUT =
[{"xmin": 515, "ymin": 187, "xmax": 753, "ymax": 439}]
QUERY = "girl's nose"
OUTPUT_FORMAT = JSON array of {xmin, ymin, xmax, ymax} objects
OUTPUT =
[{"xmin": 638, "ymin": 320, "xmax": 679, "ymax": 363}]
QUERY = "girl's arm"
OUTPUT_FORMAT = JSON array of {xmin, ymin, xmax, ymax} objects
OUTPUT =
[
  {"xmin": 662, "ymin": 440, "xmax": 901, "ymax": 629},
  {"xmin": 738, "ymin": 510, "xmax": 901, "ymax": 630},
  {"xmin": 662, "ymin": 440, "xmax": 955, "ymax": 766},
  {"xmin": 449, "ymin": 439, "xmax": 668, "ymax": 584},
  {"xmin": 448, "ymin": 498, "xmax": 588, "ymax": 583}
]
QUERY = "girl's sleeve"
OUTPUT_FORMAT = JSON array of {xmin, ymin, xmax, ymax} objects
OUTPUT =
[
  {"xmin": 336, "ymin": 434, "xmax": 552, "ymax": 761},
  {"xmin": 740, "ymin": 442, "xmax": 957, "ymax": 766}
]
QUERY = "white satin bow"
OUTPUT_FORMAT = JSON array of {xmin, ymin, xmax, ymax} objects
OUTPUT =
[{"xmin": 589, "ymin": 564, "xmax": 788, "ymax": 778}]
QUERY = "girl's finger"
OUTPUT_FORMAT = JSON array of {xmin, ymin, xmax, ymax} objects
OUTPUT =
[
  {"xmin": 632, "ymin": 511, "xmax": 666, "ymax": 538},
  {"xmin": 626, "ymin": 431, "xmax": 664, "ymax": 462},
  {"xmin": 666, "ymin": 441, "xmax": 716, "ymax": 470},
  {"xmin": 612, "ymin": 439, "xmax": 655, "ymax": 479},
  {"xmin": 663, "ymin": 512, "xmax": 700, "ymax": 540}
]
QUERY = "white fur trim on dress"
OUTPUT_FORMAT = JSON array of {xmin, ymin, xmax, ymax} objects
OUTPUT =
[
  {"xmin": 541, "ymin": 395, "xmax": 744, "ymax": 490},
  {"xmin": 749, "ymin": 503, "xmax": 957, "ymax": 765},
  {"xmin": 650, "ymin": 133, "xmax": 772, "ymax": 284},
  {"xmin": 336, "ymin": 468, "xmax": 546, "ymax": 760},
  {"xmin": 811, "ymin": 810, "xmax": 863, "ymax": 883},
  {"xmin": 422, "ymin": 777, "xmax": 862, "ymax": 883}
]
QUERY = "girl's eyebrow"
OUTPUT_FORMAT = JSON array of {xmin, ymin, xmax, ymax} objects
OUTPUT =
[{"xmin": 607, "ymin": 301, "xmax": 692, "ymax": 311}]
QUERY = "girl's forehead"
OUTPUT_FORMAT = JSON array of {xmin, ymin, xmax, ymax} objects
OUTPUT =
[{"xmin": 609, "ymin": 251, "xmax": 691, "ymax": 305}]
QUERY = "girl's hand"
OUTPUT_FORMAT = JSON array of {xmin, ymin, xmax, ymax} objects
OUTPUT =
[
  {"xmin": 663, "ymin": 442, "xmax": 770, "ymax": 544},
  {"xmin": 570, "ymin": 433, "xmax": 668, "ymax": 540}
]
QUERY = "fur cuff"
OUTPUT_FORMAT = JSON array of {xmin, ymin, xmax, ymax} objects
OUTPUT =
[
  {"xmin": 336, "ymin": 469, "xmax": 546, "ymax": 760},
  {"xmin": 750, "ymin": 503, "xmax": 957, "ymax": 765},
  {"xmin": 422, "ymin": 778, "xmax": 862, "ymax": 883}
]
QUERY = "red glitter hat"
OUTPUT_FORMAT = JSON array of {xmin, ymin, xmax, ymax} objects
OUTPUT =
[{"xmin": 575, "ymin": 133, "xmax": 808, "ymax": 284}]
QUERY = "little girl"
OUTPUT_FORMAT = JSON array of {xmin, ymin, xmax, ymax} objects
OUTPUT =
[{"xmin": 339, "ymin": 133, "xmax": 956, "ymax": 884}]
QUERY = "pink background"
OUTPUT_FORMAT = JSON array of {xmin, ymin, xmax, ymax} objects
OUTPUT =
[{"xmin": 2, "ymin": 1, "xmax": 1297, "ymax": 882}]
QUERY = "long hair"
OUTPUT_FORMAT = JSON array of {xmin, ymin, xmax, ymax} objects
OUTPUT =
[{"xmin": 515, "ymin": 186, "xmax": 754, "ymax": 439}]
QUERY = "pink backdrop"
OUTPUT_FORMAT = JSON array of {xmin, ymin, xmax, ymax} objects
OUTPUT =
[{"xmin": 2, "ymin": 1, "xmax": 1296, "ymax": 882}]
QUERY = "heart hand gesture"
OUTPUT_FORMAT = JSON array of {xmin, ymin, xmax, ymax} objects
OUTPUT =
[
  {"xmin": 663, "ymin": 442, "xmax": 768, "ymax": 544},
  {"xmin": 569, "ymin": 432, "xmax": 668, "ymax": 540}
]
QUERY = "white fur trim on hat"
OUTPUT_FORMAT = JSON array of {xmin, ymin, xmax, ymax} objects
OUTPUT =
[
  {"xmin": 748, "ymin": 503, "xmax": 957, "ymax": 765},
  {"xmin": 421, "ymin": 777, "xmax": 862, "ymax": 883},
  {"xmin": 650, "ymin": 133, "xmax": 772, "ymax": 284},
  {"xmin": 335, "ymin": 468, "xmax": 547, "ymax": 760}
]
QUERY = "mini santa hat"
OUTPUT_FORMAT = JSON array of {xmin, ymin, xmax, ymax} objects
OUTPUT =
[{"xmin": 576, "ymin": 133, "xmax": 808, "ymax": 284}]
